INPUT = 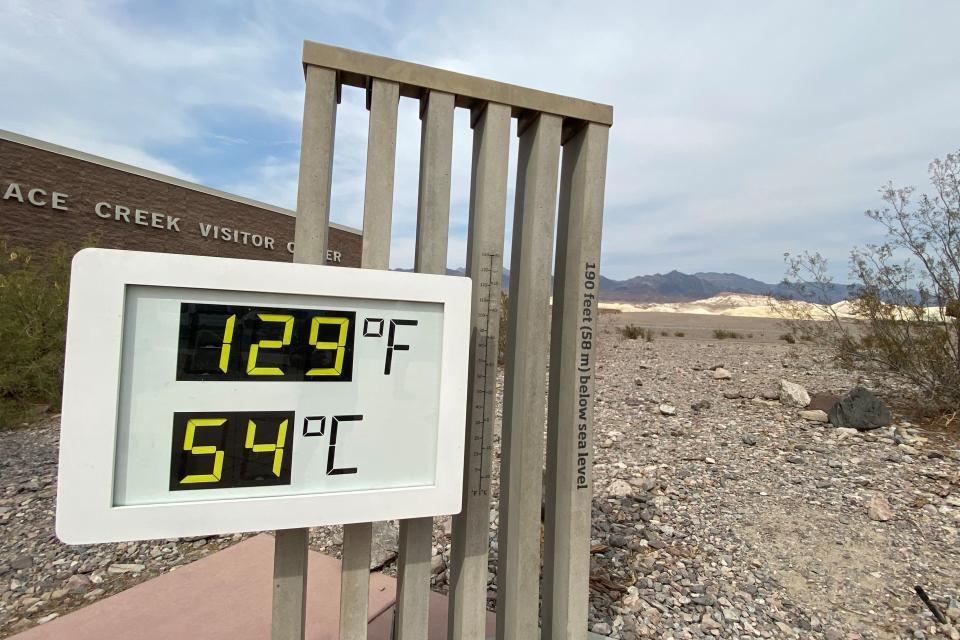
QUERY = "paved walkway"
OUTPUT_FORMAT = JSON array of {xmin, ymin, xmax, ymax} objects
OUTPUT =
[{"xmin": 11, "ymin": 534, "xmax": 495, "ymax": 640}]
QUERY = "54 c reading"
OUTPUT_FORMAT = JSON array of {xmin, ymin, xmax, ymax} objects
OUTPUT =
[{"xmin": 177, "ymin": 303, "xmax": 356, "ymax": 382}]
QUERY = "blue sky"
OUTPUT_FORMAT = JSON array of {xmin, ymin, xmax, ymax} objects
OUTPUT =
[{"xmin": 2, "ymin": 0, "xmax": 959, "ymax": 281}]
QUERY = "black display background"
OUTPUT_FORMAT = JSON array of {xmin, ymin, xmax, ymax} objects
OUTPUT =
[
  {"xmin": 176, "ymin": 303, "xmax": 356, "ymax": 382},
  {"xmin": 169, "ymin": 410, "xmax": 295, "ymax": 491}
]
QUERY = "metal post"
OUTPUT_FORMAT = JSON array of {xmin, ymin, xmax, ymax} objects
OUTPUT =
[
  {"xmin": 395, "ymin": 88, "xmax": 455, "ymax": 640},
  {"xmin": 293, "ymin": 65, "xmax": 338, "ymax": 266},
  {"xmin": 272, "ymin": 528, "xmax": 310, "ymax": 640},
  {"xmin": 337, "ymin": 77, "xmax": 400, "ymax": 640},
  {"xmin": 273, "ymin": 63, "xmax": 338, "ymax": 640},
  {"xmin": 341, "ymin": 522, "xmax": 374, "ymax": 639},
  {"xmin": 361, "ymin": 78, "xmax": 401, "ymax": 271},
  {"xmin": 543, "ymin": 123, "xmax": 609, "ymax": 640},
  {"xmin": 447, "ymin": 102, "xmax": 511, "ymax": 640},
  {"xmin": 497, "ymin": 112, "xmax": 562, "ymax": 640}
]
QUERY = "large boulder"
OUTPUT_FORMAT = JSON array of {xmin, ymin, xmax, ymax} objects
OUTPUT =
[
  {"xmin": 827, "ymin": 387, "xmax": 892, "ymax": 431},
  {"xmin": 779, "ymin": 379, "xmax": 810, "ymax": 407}
]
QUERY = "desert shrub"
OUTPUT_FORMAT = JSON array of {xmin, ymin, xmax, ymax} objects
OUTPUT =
[
  {"xmin": 0, "ymin": 242, "xmax": 73, "ymax": 427},
  {"xmin": 779, "ymin": 332, "xmax": 797, "ymax": 344},
  {"xmin": 620, "ymin": 324, "xmax": 654, "ymax": 341},
  {"xmin": 674, "ymin": 331, "xmax": 685, "ymax": 337},
  {"xmin": 783, "ymin": 149, "xmax": 960, "ymax": 412},
  {"xmin": 660, "ymin": 330, "xmax": 668, "ymax": 337},
  {"xmin": 712, "ymin": 329, "xmax": 744, "ymax": 340}
]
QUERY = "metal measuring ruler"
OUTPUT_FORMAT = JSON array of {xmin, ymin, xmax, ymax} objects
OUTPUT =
[{"xmin": 469, "ymin": 251, "xmax": 501, "ymax": 497}]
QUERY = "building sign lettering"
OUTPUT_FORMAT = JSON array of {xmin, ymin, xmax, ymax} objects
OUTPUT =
[{"xmin": 1, "ymin": 180, "xmax": 343, "ymax": 263}]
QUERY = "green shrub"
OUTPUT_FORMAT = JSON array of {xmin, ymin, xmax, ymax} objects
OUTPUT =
[
  {"xmin": 620, "ymin": 324, "xmax": 654, "ymax": 341},
  {"xmin": 712, "ymin": 329, "xmax": 744, "ymax": 340},
  {"xmin": 0, "ymin": 242, "xmax": 74, "ymax": 427}
]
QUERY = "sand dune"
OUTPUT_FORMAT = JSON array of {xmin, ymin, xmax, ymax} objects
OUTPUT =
[{"xmin": 600, "ymin": 293, "xmax": 945, "ymax": 320}]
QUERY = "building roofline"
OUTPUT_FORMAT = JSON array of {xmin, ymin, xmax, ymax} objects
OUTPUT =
[{"xmin": 0, "ymin": 128, "xmax": 363, "ymax": 237}]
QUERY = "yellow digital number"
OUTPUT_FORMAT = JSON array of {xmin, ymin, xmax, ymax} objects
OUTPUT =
[
  {"xmin": 245, "ymin": 418, "xmax": 288, "ymax": 477},
  {"xmin": 247, "ymin": 314, "xmax": 294, "ymax": 376},
  {"xmin": 306, "ymin": 316, "xmax": 349, "ymax": 376},
  {"xmin": 180, "ymin": 418, "xmax": 226, "ymax": 484},
  {"xmin": 219, "ymin": 314, "xmax": 236, "ymax": 373}
]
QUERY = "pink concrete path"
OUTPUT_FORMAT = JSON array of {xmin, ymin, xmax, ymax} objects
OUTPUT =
[{"xmin": 11, "ymin": 534, "xmax": 495, "ymax": 640}]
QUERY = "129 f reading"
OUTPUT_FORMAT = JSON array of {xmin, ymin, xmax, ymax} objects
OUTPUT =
[{"xmin": 177, "ymin": 303, "xmax": 356, "ymax": 382}]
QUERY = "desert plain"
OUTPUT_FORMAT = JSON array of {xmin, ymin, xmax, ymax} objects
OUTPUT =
[{"xmin": 1, "ymin": 309, "xmax": 958, "ymax": 639}]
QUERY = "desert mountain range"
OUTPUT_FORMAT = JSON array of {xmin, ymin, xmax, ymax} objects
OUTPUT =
[
  {"xmin": 418, "ymin": 268, "xmax": 852, "ymax": 304},
  {"xmin": 597, "ymin": 270, "xmax": 851, "ymax": 303}
]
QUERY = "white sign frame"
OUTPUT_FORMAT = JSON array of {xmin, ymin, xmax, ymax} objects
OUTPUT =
[{"xmin": 56, "ymin": 248, "xmax": 471, "ymax": 543}]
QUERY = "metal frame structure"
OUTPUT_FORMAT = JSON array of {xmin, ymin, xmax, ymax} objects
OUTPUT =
[{"xmin": 279, "ymin": 40, "xmax": 612, "ymax": 640}]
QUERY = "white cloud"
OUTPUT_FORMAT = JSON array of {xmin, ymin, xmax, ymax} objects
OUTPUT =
[{"xmin": 2, "ymin": 0, "xmax": 959, "ymax": 281}]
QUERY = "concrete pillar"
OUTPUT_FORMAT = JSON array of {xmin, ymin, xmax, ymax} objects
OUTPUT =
[
  {"xmin": 274, "ymin": 63, "xmax": 338, "ymax": 640},
  {"xmin": 337, "ymin": 77, "xmax": 401, "ymax": 640},
  {"xmin": 361, "ymin": 78, "xmax": 400, "ymax": 271},
  {"xmin": 340, "ymin": 523, "xmax": 374, "ymax": 640},
  {"xmin": 447, "ymin": 102, "xmax": 512, "ymax": 640},
  {"xmin": 543, "ymin": 122, "xmax": 609, "ymax": 640},
  {"xmin": 293, "ymin": 65, "xmax": 338, "ymax": 265},
  {"xmin": 413, "ymin": 90, "xmax": 455, "ymax": 274},
  {"xmin": 497, "ymin": 112, "xmax": 562, "ymax": 640},
  {"xmin": 395, "ymin": 88, "xmax": 455, "ymax": 640},
  {"xmin": 271, "ymin": 528, "xmax": 310, "ymax": 640}
]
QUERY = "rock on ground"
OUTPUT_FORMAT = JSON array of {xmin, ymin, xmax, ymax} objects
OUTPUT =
[
  {"xmin": 828, "ymin": 386, "xmax": 893, "ymax": 431},
  {"xmin": 868, "ymin": 494, "xmax": 894, "ymax": 522},
  {"xmin": 779, "ymin": 379, "xmax": 811, "ymax": 407}
]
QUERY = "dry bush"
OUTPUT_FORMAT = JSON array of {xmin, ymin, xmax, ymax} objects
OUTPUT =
[
  {"xmin": 0, "ymin": 242, "xmax": 73, "ymax": 427},
  {"xmin": 783, "ymin": 149, "xmax": 960, "ymax": 413},
  {"xmin": 620, "ymin": 324, "xmax": 654, "ymax": 341},
  {"xmin": 712, "ymin": 329, "xmax": 744, "ymax": 340}
]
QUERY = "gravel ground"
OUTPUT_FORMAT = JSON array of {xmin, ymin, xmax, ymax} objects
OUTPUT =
[{"xmin": 1, "ymin": 313, "xmax": 959, "ymax": 639}]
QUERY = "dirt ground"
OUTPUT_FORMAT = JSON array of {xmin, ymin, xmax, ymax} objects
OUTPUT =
[
  {"xmin": 604, "ymin": 311, "xmax": 797, "ymax": 343},
  {"xmin": 1, "ymin": 311, "xmax": 958, "ymax": 639}
]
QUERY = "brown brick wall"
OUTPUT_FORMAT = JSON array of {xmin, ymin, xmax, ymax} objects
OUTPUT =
[{"xmin": 0, "ymin": 138, "xmax": 361, "ymax": 266}]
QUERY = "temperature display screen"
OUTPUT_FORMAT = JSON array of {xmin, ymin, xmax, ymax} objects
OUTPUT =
[
  {"xmin": 177, "ymin": 304, "xmax": 356, "ymax": 382},
  {"xmin": 169, "ymin": 411, "xmax": 294, "ymax": 490},
  {"xmin": 112, "ymin": 285, "xmax": 445, "ymax": 507},
  {"xmin": 55, "ymin": 249, "xmax": 470, "ymax": 544}
]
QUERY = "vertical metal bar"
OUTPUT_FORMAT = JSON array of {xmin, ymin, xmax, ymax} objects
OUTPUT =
[
  {"xmin": 543, "ymin": 122, "xmax": 609, "ymax": 640},
  {"xmin": 412, "ymin": 90, "xmax": 455, "ymax": 274},
  {"xmin": 395, "ymin": 516, "xmax": 435, "ymax": 639},
  {"xmin": 497, "ymin": 112, "xmax": 563, "ymax": 640},
  {"xmin": 361, "ymin": 78, "xmax": 400, "ymax": 271},
  {"xmin": 293, "ymin": 65, "xmax": 338, "ymax": 265},
  {"xmin": 447, "ymin": 102, "xmax": 512, "ymax": 640},
  {"xmin": 339, "ymin": 77, "xmax": 400, "ymax": 640},
  {"xmin": 340, "ymin": 522, "xmax": 374, "ymax": 640},
  {"xmin": 273, "ymin": 63, "xmax": 338, "ymax": 640},
  {"xmin": 272, "ymin": 528, "xmax": 310, "ymax": 640},
  {"xmin": 395, "ymin": 88, "xmax": 455, "ymax": 640}
]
